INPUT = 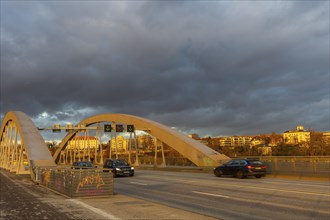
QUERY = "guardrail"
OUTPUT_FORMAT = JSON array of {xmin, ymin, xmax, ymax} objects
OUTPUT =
[
  {"xmin": 138, "ymin": 156, "xmax": 330, "ymax": 178},
  {"xmin": 37, "ymin": 167, "xmax": 113, "ymax": 197},
  {"xmin": 259, "ymin": 156, "xmax": 330, "ymax": 178}
]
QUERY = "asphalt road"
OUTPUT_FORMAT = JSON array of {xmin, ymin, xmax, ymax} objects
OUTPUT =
[{"xmin": 115, "ymin": 169, "xmax": 330, "ymax": 220}]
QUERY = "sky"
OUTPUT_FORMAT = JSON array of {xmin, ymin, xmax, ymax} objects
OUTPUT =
[{"xmin": 1, "ymin": 1, "xmax": 329, "ymax": 140}]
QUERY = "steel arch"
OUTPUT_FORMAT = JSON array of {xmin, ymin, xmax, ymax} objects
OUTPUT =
[
  {"xmin": 0, "ymin": 111, "xmax": 56, "ymax": 174},
  {"xmin": 54, "ymin": 113, "xmax": 230, "ymax": 166}
]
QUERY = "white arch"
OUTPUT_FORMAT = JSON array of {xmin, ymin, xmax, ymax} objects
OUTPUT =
[
  {"xmin": 0, "ymin": 111, "xmax": 56, "ymax": 173},
  {"xmin": 54, "ymin": 113, "xmax": 229, "ymax": 166}
]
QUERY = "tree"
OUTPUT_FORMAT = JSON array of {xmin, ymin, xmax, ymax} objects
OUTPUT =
[
  {"xmin": 310, "ymin": 132, "xmax": 330, "ymax": 156},
  {"xmin": 269, "ymin": 132, "xmax": 283, "ymax": 146},
  {"xmin": 272, "ymin": 143, "xmax": 306, "ymax": 156}
]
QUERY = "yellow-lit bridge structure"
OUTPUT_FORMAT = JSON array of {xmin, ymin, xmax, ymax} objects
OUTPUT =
[
  {"xmin": 0, "ymin": 111, "xmax": 56, "ymax": 179},
  {"xmin": 0, "ymin": 111, "xmax": 229, "ymax": 180}
]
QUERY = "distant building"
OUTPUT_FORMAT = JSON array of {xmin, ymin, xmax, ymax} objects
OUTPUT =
[
  {"xmin": 110, "ymin": 136, "xmax": 129, "ymax": 152},
  {"xmin": 219, "ymin": 136, "xmax": 252, "ymax": 147},
  {"xmin": 66, "ymin": 136, "xmax": 98, "ymax": 149},
  {"xmin": 250, "ymin": 136, "xmax": 266, "ymax": 147},
  {"xmin": 219, "ymin": 137, "xmax": 231, "ymax": 147},
  {"xmin": 283, "ymin": 125, "xmax": 310, "ymax": 145},
  {"xmin": 322, "ymin": 132, "xmax": 330, "ymax": 145}
]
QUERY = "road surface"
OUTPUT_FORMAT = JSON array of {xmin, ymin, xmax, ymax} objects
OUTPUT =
[
  {"xmin": 115, "ymin": 169, "xmax": 330, "ymax": 219},
  {"xmin": 1, "ymin": 168, "xmax": 329, "ymax": 219}
]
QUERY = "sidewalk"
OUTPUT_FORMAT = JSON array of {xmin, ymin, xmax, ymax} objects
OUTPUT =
[{"xmin": 76, "ymin": 194, "xmax": 216, "ymax": 220}]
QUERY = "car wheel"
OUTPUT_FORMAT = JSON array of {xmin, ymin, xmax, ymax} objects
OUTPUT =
[
  {"xmin": 214, "ymin": 168, "xmax": 222, "ymax": 177},
  {"xmin": 255, "ymin": 175, "xmax": 262, "ymax": 178},
  {"xmin": 236, "ymin": 170, "xmax": 246, "ymax": 179}
]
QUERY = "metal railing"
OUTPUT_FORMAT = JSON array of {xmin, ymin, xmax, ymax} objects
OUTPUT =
[
  {"xmin": 138, "ymin": 156, "xmax": 330, "ymax": 178},
  {"xmin": 37, "ymin": 167, "xmax": 113, "ymax": 197},
  {"xmin": 259, "ymin": 156, "xmax": 330, "ymax": 177}
]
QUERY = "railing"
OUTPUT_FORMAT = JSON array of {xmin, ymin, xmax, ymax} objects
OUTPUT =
[
  {"xmin": 259, "ymin": 156, "xmax": 330, "ymax": 177},
  {"xmin": 37, "ymin": 167, "xmax": 113, "ymax": 197},
  {"xmin": 138, "ymin": 156, "xmax": 330, "ymax": 178}
]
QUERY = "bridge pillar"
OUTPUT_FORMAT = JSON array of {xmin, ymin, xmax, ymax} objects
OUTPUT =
[{"xmin": 153, "ymin": 139, "xmax": 166, "ymax": 168}]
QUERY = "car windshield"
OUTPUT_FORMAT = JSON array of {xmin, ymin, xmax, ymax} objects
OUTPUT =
[
  {"xmin": 114, "ymin": 160, "xmax": 129, "ymax": 166},
  {"xmin": 74, "ymin": 162, "xmax": 93, "ymax": 167}
]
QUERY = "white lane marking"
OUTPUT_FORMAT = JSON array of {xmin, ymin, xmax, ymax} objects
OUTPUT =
[
  {"xmin": 184, "ymin": 179, "xmax": 329, "ymax": 197},
  {"xmin": 192, "ymin": 191, "xmax": 229, "ymax": 198},
  {"xmin": 225, "ymin": 184, "xmax": 330, "ymax": 197},
  {"xmin": 260, "ymin": 179, "xmax": 330, "ymax": 188},
  {"xmin": 130, "ymin": 181, "xmax": 148, "ymax": 186},
  {"xmin": 262, "ymin": 187, "xmax": 330, "ymax": 197},
  {"xmin": 69, "ymin": 199, "xmax": 121, "ymax": 220}
]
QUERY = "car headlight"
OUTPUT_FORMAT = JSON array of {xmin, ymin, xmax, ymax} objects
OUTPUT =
[
  {"xmin": 115, "ymin": 168, "xmax": 121, "ymax": 171},
  {"xmin": 131, "ymin": 167, "xmax": 134, "ymax": 170}
]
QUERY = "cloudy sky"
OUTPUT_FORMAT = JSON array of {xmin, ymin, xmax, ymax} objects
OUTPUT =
[{"xmin": 1, "ymin": 1, "xmax": 329, "ymax": 139}]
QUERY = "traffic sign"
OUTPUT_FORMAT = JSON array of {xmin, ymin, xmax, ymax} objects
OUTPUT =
[
  {"xmin": 127, "ymin": 125, "xmax": 135, "ymax": 132},
  {"xmin": 104, "ymin": 124, "xmax": 112, "ymax": 132},
  {"xmin": 116, "ymin": 124, "xmax": 124, "ymax": 132}
]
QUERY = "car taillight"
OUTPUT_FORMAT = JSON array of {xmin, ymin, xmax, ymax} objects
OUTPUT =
[
  {"xmin": 261, "ymin": 165, "xmax": 266, "ymax": 169},
  {"xmin": 245, "ymin": 165, "xmax": 252, "ymax": 169}
]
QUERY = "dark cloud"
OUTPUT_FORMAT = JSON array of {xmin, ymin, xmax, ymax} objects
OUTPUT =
[{"xmin": 1, "ymin": 1, "xmax": 329, "ymax": 138}]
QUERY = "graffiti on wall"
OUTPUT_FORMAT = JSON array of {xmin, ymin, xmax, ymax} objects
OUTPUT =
[
  {"xmin": 76, "ymin": 174, "xmax": 105, "ymax": 193},
  {"xmin": 41, "ymin": 169, "xmax": 51, "ymax": 187},
  {"xmin": 39, "ymin": 168, "xmax": 112, "ymax": 197}
]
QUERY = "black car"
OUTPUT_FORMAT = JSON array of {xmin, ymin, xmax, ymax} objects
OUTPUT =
[
  {"xmin": 71, "ymin": 161, "xmax": 96, "ymax": 169},
  {"xmin": 214, "ymin": 159, "xmax": 266, "ymax": 179},
  {"xmin": 103, "ymin": 159, "xmax": 134, "ymax": 177}
]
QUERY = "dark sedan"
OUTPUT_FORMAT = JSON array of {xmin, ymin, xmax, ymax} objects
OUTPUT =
[
  {"xmin": 71, "ymin": 161, "xmax": 96, "ymax": 169},
  {"xmin": 103, "ymin": 159, "xmax": 134, "ymax": 177},
  {"xmin": 214, "ymin": 159, "xmax": 266, "ymax": 179}
]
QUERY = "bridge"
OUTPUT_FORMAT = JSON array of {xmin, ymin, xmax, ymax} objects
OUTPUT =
[
  {"xmin": 1, "ymin": 167, "xmax": 329, "ymax": 219},
  {"xmin": 1, "ymin": 111, "xmax": 329, "ymax": 219},
  {"xmin": 0, "ymin": 111, "xmax": 230, "ymax": 181}
]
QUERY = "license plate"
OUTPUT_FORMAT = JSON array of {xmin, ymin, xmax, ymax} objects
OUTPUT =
[{"xmin": 255, "ymin": 167, "xmax": 261, "ymax": 169}]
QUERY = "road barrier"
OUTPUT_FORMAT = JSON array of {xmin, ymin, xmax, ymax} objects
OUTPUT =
[
  {"xmin": 139, "ymin": 156, "xmax": 330, "ymax": 178},
  {"xmin": 37, "ymin": 167, "xmax": 113, "ymax": 197},
  {"xmin": 259, "ymin": 156, "xmax": 330, "ymax": 178}
]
